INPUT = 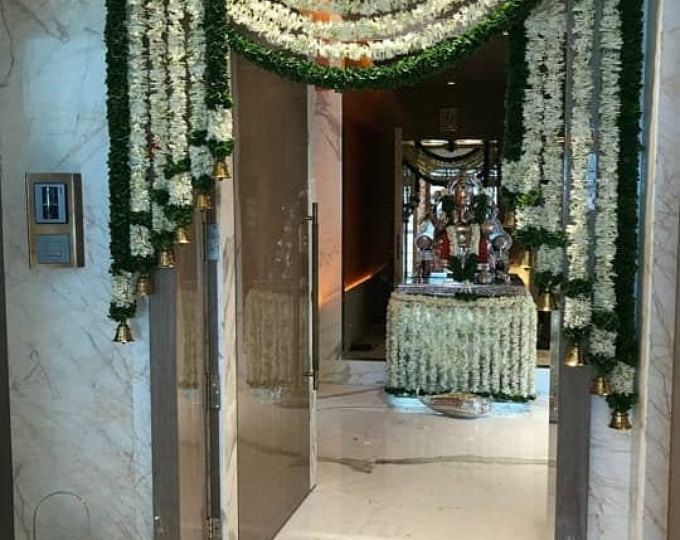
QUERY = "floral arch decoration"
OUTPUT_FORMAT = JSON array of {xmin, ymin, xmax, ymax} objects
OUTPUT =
[{"xmin": 105, "ymin": 0, "xmax": 643, "ymax": 427}]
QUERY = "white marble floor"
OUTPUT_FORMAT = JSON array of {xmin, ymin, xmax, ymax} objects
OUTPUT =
[{"xmin": 276, "ymin": 369, "xmax": 555, "ymax": 540}]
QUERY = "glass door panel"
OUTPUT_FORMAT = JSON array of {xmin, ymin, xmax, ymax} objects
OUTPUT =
[{"xmin": 234, "ymin": 56, "xmax": 311, "ymax": 540}]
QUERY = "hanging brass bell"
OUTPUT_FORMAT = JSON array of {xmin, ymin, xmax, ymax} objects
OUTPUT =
[
  {"xmin": 195, "ymin": 192, "xmax": 213, "ymax": 211},
  {"xmin": 212, "ymin": 159, "xmax": 231, "ymax": 181},
  {"xmin": 521, "ymin": 249, "xmax": 535, "ymax": 269},
  {"xmin": 158, "ymin": 248, "xmax": 176, "ymax": 269},
  {"xmin": 174, "ymin": 226, "xmax": 191, "ymax": 245},
  {"xmin": 609, "ymin": 411, "xmax": 632, "ymax": 430},
  {"xmin": 590, "ymin": 374, "xmax": 611, "ymax": 396},
  {"xmin": 502, "ymin": 209, "xmax": 516, "ymax": 230},
  {"xmin": 564, "ymin": 343, "xmax": 585, "ymax": 368},
  {"xmin": 537, "ymin": 291, "xmax": 555, "ymax": 312},
  {"xmin": 136, "ymin": 274, "xmax": 154, "ymax": 296},
  {"xmin": 113, "ymin": 321, "xmax": 134, "ymax": 344}
]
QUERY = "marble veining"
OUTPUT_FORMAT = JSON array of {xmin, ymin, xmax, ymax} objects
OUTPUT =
[
  {"xmin": 276, "ymin": 382, "xmax": 553, "ymax": 540},
  {"xmin": 217, "ymin": 166, "xmax": 239, "ymax": 539},
  {"xmin": 0, "ymin": 0, "xmax": 152, "ymax": 537},
  {"xmin": 627, "ymin": 1, "xmax": 680, "ymax": 538},
  {"xmin": 586, "ymin": 1, "xmax": 680, "ymax": 538}
]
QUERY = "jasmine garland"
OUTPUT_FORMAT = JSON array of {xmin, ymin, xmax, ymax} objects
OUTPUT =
[
  {"xmin": 563, "ymin": 0, "xmax": 595, "ymax": 338},
  {"xmin": 228, "ymin": 0, "xmax": 505, "ymax": 62},
  {"xmin": 502, "ymin": 0, "xmax": 566, "ymax": 292},
  {"xmin": 590, "ymin": 0, "xmax": 622, "ymax": 377},
  {"xmin": 230, "ymin": 0, "xmax": 467, "ymax": 42},
  {"xmin": 280, "ymin": 0, "xmax": 423, "ymax": 17}
]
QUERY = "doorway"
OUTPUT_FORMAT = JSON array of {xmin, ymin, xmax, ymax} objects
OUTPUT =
[{"xmin": 275, "ymin": 35, "xmax": 556, "ymax": 540}]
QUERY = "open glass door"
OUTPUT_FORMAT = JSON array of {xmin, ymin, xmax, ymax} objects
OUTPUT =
[{"xmin": 233, "ymin": 56, "xmax": 312, "ymax": 540}]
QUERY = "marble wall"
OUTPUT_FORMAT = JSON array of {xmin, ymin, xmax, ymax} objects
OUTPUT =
[
  {"xmin": 630, "ymin": 0, "xmax": 680, "ymax": 537},
  {"xmin": 588, "ymin": 0, "xmax": 680, "ymax": 538},
  {"xmin": 0, "ymin": 1, "xmax": 152, "ymax": 538},
  {"xmin": 310, "ymin": 89, "xmax": 345, "ymax": 383},
  {"xmin": 311, "ymin": 89, "xmax": 388, "ymax": 387}
]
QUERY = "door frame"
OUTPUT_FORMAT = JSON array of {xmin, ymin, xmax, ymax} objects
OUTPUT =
[
  {"xmin": 0, "ymin": 161, "xmax": 15, "ymax": 539},
  {"xmin": 149, "ymin": 212, "xmax": 222, "ymax": 539}
]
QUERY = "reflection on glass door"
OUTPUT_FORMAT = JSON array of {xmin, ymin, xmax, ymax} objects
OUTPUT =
[{"xmin": 234, "ymin": 56, "xmax": 311, "ymax": 540}]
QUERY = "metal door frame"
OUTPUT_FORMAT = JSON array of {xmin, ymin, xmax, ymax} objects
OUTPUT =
[{"xmin": 149, "ymin": 213, "xmax": 222, "ymax": 539}]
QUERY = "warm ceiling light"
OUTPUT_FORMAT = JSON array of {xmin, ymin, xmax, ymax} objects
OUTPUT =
[
  {"xmin": 446, "ymin": 81, "xmax": 457, "ymax": 86},
  {"xmin": 420, "ymin": 138, "xmax": 449, "ymax": 147}
]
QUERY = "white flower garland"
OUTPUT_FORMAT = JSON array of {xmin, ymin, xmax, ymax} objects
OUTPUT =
[
  {"xmin": 532, "ymin": 0, "xmax": 565, "ymax": 279},
  {"xmin": 608, "ymin": 361, "xmax": 635, "ymax": 395},
  {"xmin": 128, "ymin": 0, "xmax": 151, "ymax": 217},
  {"xmin": 280, "ymin": 0, "xmax": 423, "ymax": 17},
  {"xmin": 148, "ymin": 0, "xmax": 175, "ymax": 234},
  {"xmin": 166, "ymin": 0, "xmax": 193, "ymax": 208},
  {"xmin": 563, "ymin": 0, "xmax": 595, "ymax": 332},
  {"xmin": 186, "ymin": 0, "xmax": 214, "ymax": 183},
  {"xmin": 231, "ymin": 0, "xmax": 466, "ymax": 42},
  {"xmin": 502, "ymin": 0, "xmax": 566, "ymax": 287},
  {"xmin": 228, "ymin": 0, "xmax": 504, "ymax": 62},
  {"xmin": 112, "ymin": 271, "xmax": 137, "ymax": 310},
  {"xmin": 502, "ymin": 5, "xmax": 548, "ymax": 199},
  {"xmin": 127, "ymin": 0, "xmax": 154, "ymax": 260},
  {"xmin": 590, "ymin": 0, "xmax": 622, "ymax": 359},
  {"xmin": 386, "ymin": 292, "xmax": 536, "ymax": 397}
]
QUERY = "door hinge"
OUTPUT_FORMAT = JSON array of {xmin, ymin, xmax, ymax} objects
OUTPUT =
[
  {"xmin": 209, "ymin": 374, "xmax": 221, "ymax": 410},
  {"xmin": 207, "ymin": 516, "xmax": 222, "ymax": 540}
]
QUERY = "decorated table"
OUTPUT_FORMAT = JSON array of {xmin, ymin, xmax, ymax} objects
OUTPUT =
[{"xmin": 386, "ymin": 279, "xmax": 537, "ymax": 399}]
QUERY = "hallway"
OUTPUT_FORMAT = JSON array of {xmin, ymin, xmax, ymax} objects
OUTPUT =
[{"xmin": 277, "ymin": 371, "xmax": 554, "ymax": 540}]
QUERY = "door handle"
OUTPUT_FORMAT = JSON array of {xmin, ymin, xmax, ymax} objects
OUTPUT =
[{"xmin": 309, "ymin": 202, "xmax": 320, "ymax": 391}]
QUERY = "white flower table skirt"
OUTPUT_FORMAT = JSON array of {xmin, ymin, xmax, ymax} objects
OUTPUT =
[{"xmin": 386, "ymin": 292, "xmax": 537, "ymax": 399}]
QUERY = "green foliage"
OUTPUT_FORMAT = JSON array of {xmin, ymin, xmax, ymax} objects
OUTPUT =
[
  {"xmin": 607, "ymin": 392, "xmax": 636, "ymax": 413},
  {"xmin": 109, "ymin": 302, "xmax": 137, "ymax": 323},
  {"xmin": 226, "ymin": 0, "xmax": 541, "ymax": 91},
  {"xmin": 514, "ymin": 227, "xmax": 566, "ymax": 250},
  {"xmin": 562, "ymin": 278, "xmax": 593, "ymax": 297},
  {"xmin": 205, "ymin": 0, "xmax": 233, "ymax": 110},
  {"xmin": 535, "ymin": 270, "xmax": 564, "ymax": 292},
  {"xmin": 592, "ymin": 310, "xmax": 619, "ymax": 332},
  {"xmin": 502, "ymin": 20, "xmax": 528, "ymax": 163},
  {"xmin": 105, "ymin": 0, "xmax": 131, "ymax": 278},
  {"xmin": 590, "ymin": 354, "xmax": 617, "ymax": 375},
  {"xmin": 515, "ymin": 189, "xmax": 543, "ymax": 208},
  {"xmin": 614, "ymin": 0, "xmax": 643, "ymax": 370},
  {"xmin": 447, "ymin": 254, "xmax": 479, "ymax": 282}
]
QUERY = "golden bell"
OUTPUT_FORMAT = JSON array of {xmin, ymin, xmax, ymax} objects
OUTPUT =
[
  {"xmin": 212, "ymin": 159, "xmax": 231, "ymax": 181},
  {"xmin": 174, "ymin": 226, "xmax": 191, "ymax": 245},
  {"xmin": 590, "ymin": 374, "xmax": 611, "ymax": 396},
  {"xmin": 195, "ymin": 192, "xmax": 213, "ymax": 211},
  {"xmin": 609, "ymin": 411, "xmax": 632, "ymax": 430},
  {"xmin": 502, "ymin": 210, "xmax": 516, "ymax": 230},
  {"xmin": 136, "ymin": 274, "xmax": 154, "ymax": 296},
  {"xmin": 158, "ymin": 248, "xmax": 176, "ymax": 269},
  {"xmin": 537, "ymin": 291, "xmax": 555, "ymax": 312},
  {"xmin": 521, "ymin": 249, "xmax": 535, "ymax": 269},
  {"xmin": 113, "ymin": 321, "xmax": 134, "ymax": 344},
  {"xmin": 564, "ymin": 344, "xmax": 585, "ymax": 368}
]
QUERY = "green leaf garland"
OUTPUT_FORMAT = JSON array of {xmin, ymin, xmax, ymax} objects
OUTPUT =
[{"xmin": 226, "ymin": 0, "xmax": 541, "ymax": 91}]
